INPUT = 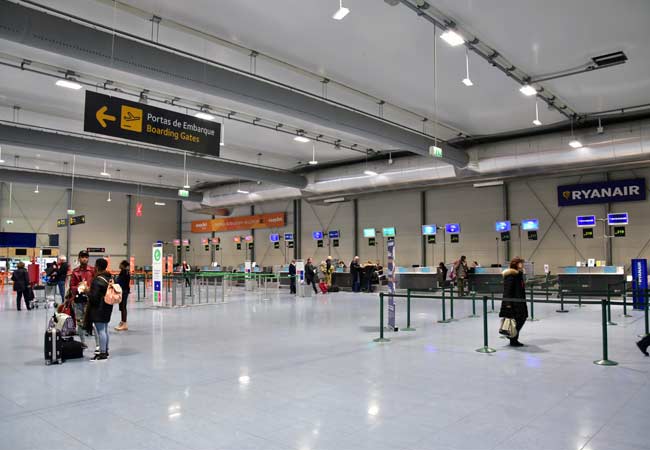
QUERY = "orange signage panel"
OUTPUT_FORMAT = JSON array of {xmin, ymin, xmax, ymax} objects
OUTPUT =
[{"xmin": 191, "ymin": 212, "xmax": 285, "ymax": 233}]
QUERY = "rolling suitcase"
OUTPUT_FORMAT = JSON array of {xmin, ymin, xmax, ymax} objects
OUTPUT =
[
  {"xmin": 44, "ymin": 328, "xmax": 63, "ymax": 365},
  {"xmin": 319, "ymin": 282, "xmax": 328, "ymax": 294},
  {"xmin": 61, "ymin": 338, "xmax": 84, "ymax": 361},
  {"xmin": 329, "ymin": 285, "xmax": 340, "ymax": 293}
]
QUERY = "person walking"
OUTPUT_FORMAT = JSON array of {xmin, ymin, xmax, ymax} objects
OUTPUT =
[
  {"xmin": 437, "ymin": 262, "xmax": 448, "ymax": 288},
  {"xmin": 11, "ymin": 262, "xmax": 32, "ymax": 311},
  {"xmin": 182, "ymin": 261, "xmax": 191, "ymax": 288},
  {"xmin": 324, "ymin": 256, "xmax": 334, "ymax": 287},
  {"xmin": 637, "ymin": 335, "xmax": 650, "ymax": 356},
  {"xmin": 54, "ymin": 256, "xmax": 69, "ymax": 303},
  {"xmin": 114, "ymin": 260, "xmax": 131, "ymax": 331},
  {"xmin": 87, "ymin": 258, "xmax": 114, "ymax": 361},
  {"xmin": 288, "ymin": 260, "xmax": 296, "ymax": 294},
  {"xmin": 70, "ymin": 250, "xmax": 96, "ymax": 349},
  {"xmin": 350, "ymin": 256, "xmax": 361, "ymax": 293},
  {"xmin": 454, "ymin": 255, "xmax": 469, "ymax": 296},
  {"xmin": 499, "ymin": 257, "xmax": 528, "ymax": 347},
  {"xmin": 304, "ymin": 258, "xmax": 318, "ymax": 294}
]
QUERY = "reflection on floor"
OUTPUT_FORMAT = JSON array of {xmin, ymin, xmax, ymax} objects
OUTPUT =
[{"xmin": 0, "ymin": 287, "xmax": 648, "ymax": 450}]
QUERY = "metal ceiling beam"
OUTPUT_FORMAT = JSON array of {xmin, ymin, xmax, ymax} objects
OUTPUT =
[
  {"xmin": 0, "ymin": 167, "xmax": 202, "ymax": 201},
  {"xmin": 0, "ymin": 123, "xmax": 308, "ymax": 189},
  {"xmin": 0, "ymin": 1, "xmax": 469, "ymax": 168}
]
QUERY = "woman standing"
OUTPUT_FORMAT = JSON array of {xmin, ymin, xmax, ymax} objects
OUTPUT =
[
  {"xmin": 499, "ymin": 257, "xmax": 528, "ymax": 347},
  {"xmin": 11, "ymin": 262, "xmax": 32, "ymax": 311},
  {"xmin": 115, "ymin": 260, "xmax": 131, "ymax": 331},
  {"xmin": 87, "ymin": 258, "xmax": 114, "ymax": 361}
]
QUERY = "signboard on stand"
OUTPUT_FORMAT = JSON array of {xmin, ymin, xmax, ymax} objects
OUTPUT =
[
  {"xmin": 152, "ymin": 244, "xmax": 163, "ymax": 306},
  {"xmin": 387, "ymin": 239, "xmax": 397, "ymax": 331},
  {"xmin": 632, "ymin": 259, "xmax": 647, "ymax": 310}
]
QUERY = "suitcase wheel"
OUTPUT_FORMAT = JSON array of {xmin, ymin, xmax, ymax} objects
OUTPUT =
[
  {"xmin": 57, "ymin": 359, "xmax": 63, "ymax": 364},
  {"xmin": 45, "ymin": 360, "xmax": 51, "ymax": 366}
]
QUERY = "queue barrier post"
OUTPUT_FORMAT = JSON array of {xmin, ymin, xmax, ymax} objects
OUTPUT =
[
  {"xmin": 489, "ymin": 292, "xmax": 496, "ymax": 313},
  {"xmin": 476, "ymin": 295, "xmax": 496, "ymax": 354},
  {"xmin": 449, "ymin": 287, "xmax": 456, "ymax": 321},
  {"xmin": 373, "ymin": 293, "xmax": 390, "ymax": 343},
  {"xmin": 136, "ymin": 276, "xmax": 141, "ymax": 302},
  {"xmin": 438, "ymin": 288, "xmax": 451, "ymax": 324},
  {"xmin": 606, "ymin": 289, "xmax": 617, "ymax": 326},
  {"xmin": 578, "ymin": 293, "xmax": 582, "ymax": 308},
  {"xmin": 639, "ymin": 290, "xmax": 649, "ymax": 338},
  {"xmin": 622, "ymin": 283, "xmax": 632, "ymax": 318},
  {"xmin": 594, "ymin": 298, "xmax": 618, "ymax": 366},
  {"xmin": 529, "ymin": 287, "xmax": 539, "ymax": 321},
  {"xmin": 403, "ymin": 289, "xmax": 416, "ymax": 331},
  {"xmin": 468, "ymin": 291, "xmax": 479, "ymax": 318},
  {"xmin": 557, "ymin": 291, "xmax": 568, "ymax": 313}
]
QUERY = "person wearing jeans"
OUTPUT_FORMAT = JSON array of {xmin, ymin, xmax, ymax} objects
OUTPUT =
[
  {"xmin": 87, "ymin": 258, "xmax": 114, "ymax": 361},
  {"xmin": 350, "ymin": 256, "xmax": 361, "ymax": 293},
  {"xmin": 55, "ymin": 256, "xmax": 69, "ymax": 303},
  {"xmin": 70, "ymin": 251, "xmax": 95, "ymax": 348}
]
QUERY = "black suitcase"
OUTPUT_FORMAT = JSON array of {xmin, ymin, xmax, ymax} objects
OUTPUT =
[
  {"xmin": 61, "ymin": 339, "xmax": 84, "ymax": 361},
  {"xmin": 44, "ymin": 328, "xmax": 63, "ymax": 365},
  {"xmin": 329, "ymin": 285, "xmax": 340, "ymax": 293}
]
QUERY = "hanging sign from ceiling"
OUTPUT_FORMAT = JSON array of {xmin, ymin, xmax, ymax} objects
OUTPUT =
[
  {"xmin": 191, "ymin": 212, "xmax": 285, "ymax": 233},
  {"xmin": 84, "ymin": 91, "xmax": 221, "ymax": 156},
  {"xmin": 557, "ymin": 178, "xmax": 645, "ymax": 206}
]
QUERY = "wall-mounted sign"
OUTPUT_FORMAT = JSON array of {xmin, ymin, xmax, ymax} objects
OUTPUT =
[
  {"xmin": 84, "ymin": 91, "xmax": 221, "ymax": 156},
  {"xmin": 500, "ymin": 231, "xmax": 511, "ymax": 241},
  {"xmin": 211, "ymin": 237, "xmax": 220, "ymax": 245},
  {"xmin": 244, "ymin": 235, "xmax": 253, "ymax": 242},
  {"xmin": 450, "ymin": 234, "xmax": 460, "ymax": 243},
  {"xmin": 527, "ymin": 231, "xmax": 538, "ymax": 241},
  {"xmin": 56, "ymin": 218, "xmax": 67, "ymax": 228},
  {"xmin": 178, "ymin": 189, "xmax": 190, "ymax": 198},
  {"xmin": 69, "ymin": 215, "xmax": 86, "ymax": 226},
  {"xmin": 135, "ymin": 202, "xmax": 143, "ymax": 217},
  {"xmin": 382, "ymin": 227, "xmax": 396, "ymax": 237},
  {"xmin": 86, "ymin": 247, "xmax": 105, "ymax": 253},
  {"xmin": 614, "ymin": 226, "xmax": 626, "ymax": 237},
  {"xmin": 317, "ymin": 240, "xmax": 323, "ymax": 248},
  {"xmin": 284, "ymin": 233, "xmax": 294, "ymax": 241},
  {"xmin": 201, "ymin": 238, "xmax": 209, "ymax": 245},
  {"xmin": 368, "ymin": 237, "xmax": 376, "ymax": 246},
  {"xmin": 558, "ymin": 178, "xmax": 645, "ymax": 206},
  {"xmin": 427, "ymin": 235, "xmax": 436, "ymax": 244},
  {"xmin": 269, "ymin": 233, "xmax": 280, "ymax": 242},
  {"xmin": 495, "ymin": 221, "xmax": 511, "ymax": 232},
  {"xmin": 422, "ymin": 225, "xmax": 437, "ymax": 235},
  {"xmin": 312, "ymin": 231, "xmax": 323, "ymax": 240},
  {"xmin": 576, "ymin": 215, "xmax": 596, "ymax": 227},
  {"xmin": 333, "ymin": 239, "xmax": 339, "ymax": 247},
  {"xmin": 274, "ymin": 242, "xmax": 280, "ymax": 249},
  {"xmin": 445, "ymin": 223, "xmax": 460, "ymax": 233},
  {"xmin": 583, "ymin": 228, "xmax": 594, "ymax": 239},
  {"xmin": 236, "ymin": 243, "xmax": 242, "ymax": 250},
  {"xmin": 363, "ymin": 228, "xmax": 376, "ymax": 238},
  {"xmin": 192, "ymin": 212, "xmax": 285, "ymax": 233},
  {"xmin": 607, "ymin": 212, "xmax": 629, "ymax": 226},
  {"xmin": 233, "ymin": 236, "xmax": 241, "ymax": 243},
  {"xmin": 248, "ymin": 242, "xmax": 254, "ymax": 250},
  {"xmin": 521, "ymin": 219, "xmax": 539, "ymax": 231},
  {"xmin": 182, "ymin": 239, "xmax": 190, "ymax": 246},
  {"xmin": 328, "ymin": 230, "xmax": 340, "ymax": 239},
  {"xmin": 215, "ymin": 244, "xmax": 220, "ymax": 251},
  {"xmin": 287, "ymin": 241, "xmax": 294, "ymax": 249},
  {"xmin": 173, "ymin": 239, "xmax": 181, "ymax": 247}
]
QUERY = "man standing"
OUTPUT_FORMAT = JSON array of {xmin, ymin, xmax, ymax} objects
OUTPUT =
[
  {"xmin": 350, "ymin": 256, "xmax": 361, "ymax": 293},
  {"xmin": 55, "ymin": 256, "xmax": 69, "ymax": 302},
  {"xmin": 70, "ymin": 251, "xmax": 95, "ymax": 349},
  {"xmin": 454, "ymin": 255, "xmax": 469, "ymax": 297},
  {"xmin": 288, "ymin": 260, "xmax": 297, "ymax": 294},
  {"xmin": 304, "ymin": 258, "xmax": 318, "ymax": 294}
]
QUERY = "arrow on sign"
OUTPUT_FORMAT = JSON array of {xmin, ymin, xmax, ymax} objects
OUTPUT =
[{"xmin": 95, "ymin": 106, "xmax": 116, "ymax": 128}]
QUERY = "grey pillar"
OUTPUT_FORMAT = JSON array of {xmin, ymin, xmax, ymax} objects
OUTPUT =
[
  {"xmin": 66, "ymin": 188, "xmax": 72, "ymax": 261},
  {"xmin": 176, "ymin": 200, "xmax": 183, "ymax": 262},
  {"xmin": 295, "ymin": 199, "xmax": 302, "ymax": 259},
  {"xmin": 250, "ymin": 205, "xmax": 255, "ymax": 262},
  {"xmin": 503, "ymin": 182, "xmax": 510, "ymax": 262},
  {"xmin": 126, "ymin": 194, "xmax": 132, "ymax": 259},
  {"xmin": 353, "ymin": 198, "xmax": 359, "ymax": 258},
  {"xmin": 421, "ymin": 191, "xmax": 426, "ymax": 267},
  {"xmin": 292, "ymin": 199, "xmax": 299, "ymax": 260},
  {"xmin": 210, "ymin": 214, "xmax": 216, "ymax": 263},
  {"xmin": 605, "ymin": 173, "xmax": 613, "ymax": 265},
  {"xmin": 0, "ymin": 182, "xmax": 4, "ymax": 232}
]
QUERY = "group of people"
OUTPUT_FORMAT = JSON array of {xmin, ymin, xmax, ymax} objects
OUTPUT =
[
  {"xmin": 12, "ymin": 250, "xmax": 131, "ymax": 361},
  {"xmin": 286, "ymin": 256, "xmax": 383, "ymax": 294},
  {"xmin": 349, "ymin": 256, "xmax": 383, "ymax": 293}
]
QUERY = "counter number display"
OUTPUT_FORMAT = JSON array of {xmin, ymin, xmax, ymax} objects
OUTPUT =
[
  {"xmin": 521, "ymin": 219, "xmax": 539, "ymax": 231},
  {"xmin": 382, "ymin": 227, "xmax": 396, "ymax": 237},
  {"xmin": 607, "ymin": 212, "xmax": 628, "ymax": 226},
  {"xmin": 576, "ymin": 215, "xmax": 596, "ymax": 227},
  {"xmin": 363, "ymin": 228, "xmax": 376, "ymax": 238},
  {"xmin": 445, "ymin": 223, "xmax": 460, "ymax": 233},
  {"xmin": 422, "ymin": 225, "xmax": 437, "ymax": 235},
  {"xmin": 495, "ymin": 221, "xmax": 511, "ymax": 232}
]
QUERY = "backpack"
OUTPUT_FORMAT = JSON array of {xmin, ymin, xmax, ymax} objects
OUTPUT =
[
  {"xmin": 450, "ymin": 261, "xmax": 458, "ymax": 281},
  {"xmin": 48, "ymin": 313, "xmax": 77, "ymax": 337},
  {"xmin": 101, "ymin": 277, "xmax": 123, "ymax": 305}
]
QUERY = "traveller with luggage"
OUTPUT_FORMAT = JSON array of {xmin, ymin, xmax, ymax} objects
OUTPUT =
[
  {"xmin": 11, "ymin": 262, "xmax": 33, "ymax": 311},
  {"xmin": 69, "ymin": 250, "xmax": 95, "ymax": 349},
  {"xmin": 86, "ymin": 258, "xmax": 116, "ymax": 361},
  {"xmin": 499, "ymin": 257, "xmax": 528, "ymax": 347}
]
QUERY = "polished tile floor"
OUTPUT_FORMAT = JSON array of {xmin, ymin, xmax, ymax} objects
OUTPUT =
[{"xmin": 0, "ymin": 286, "xmax": 648, "ymax": 450}]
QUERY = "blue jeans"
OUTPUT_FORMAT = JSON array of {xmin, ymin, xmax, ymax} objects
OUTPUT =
[
  {"xmin": 94, "ymin": 322, "xmax": 109, "ymax": 354},
  {"xmin": 352, "ymin": 273, "xmax": 360, "ymax": 292},
  {"xmin": 57, "ymin": 281, "xmax": 66, "ymax": 302}
]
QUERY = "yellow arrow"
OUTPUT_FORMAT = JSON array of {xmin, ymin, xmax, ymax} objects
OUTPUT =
[{"xmin": 96, "ymin": 106, "xmax": 116, "ymax": 128}]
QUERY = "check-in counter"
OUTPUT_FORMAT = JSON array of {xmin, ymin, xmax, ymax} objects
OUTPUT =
[
  {"xmin": 395, "ymin": 267, "xmax": 439, "ymax": 291},
  {"xmin": 468, "ymin": 267, "xmax": 504, "ymax": 294},
  {"xmin": 332, "ymin": 271, "xmax": 353, "ymax": 289},
  {"xmin": 557, "ymin": 266, "xmax": 625, "ymax": 296}
]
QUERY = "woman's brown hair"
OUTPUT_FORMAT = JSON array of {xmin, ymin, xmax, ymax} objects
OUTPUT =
[{"xmin": 509, "ymin": 257, "xmax": 524, "ymax": 270}]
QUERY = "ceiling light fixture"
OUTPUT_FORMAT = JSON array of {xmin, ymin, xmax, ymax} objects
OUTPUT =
[
  {"xmin": 332, "ymin": 0, "xmax": 350, "ymax": 20},
  {"xmin": 294, "ymin": 133, "xmax": 310, "ymax": 143},
  {"xmin": 236, "ymin": 189, "xmax": 250, "ymax": 194},
  {"xmin": 55, "ymin": 79, "xmax": 83, "ymax": 90},
  {"xmin": 34, "ymin": 185, "xmax": 39, "ymax": 194},
  {"xmin": 154, "ymin": 201, "xmax": 166, "ymax": 206},
  {"xmin": 0, "ymin": 146, "xmax": 5, "ymax": 164},
  {"xmin": 532, "ymin": 101, "xmax": 542, "ymax": 126},
  {"xmin": 569, "ymin": 139, "xmax": 583, "ymax": 149},
  {"xmin": 519, "ymin": 84, "xmax": 537, "ymax": 96},
  {"xmin": 309, "ymin": 143, "xmax": 318, "ymax": 165},
  {"xmin": 440, "ymin": 29, "xmax": 465, "ymax": 47},
  {"xmin": 220, "ymin": 117, "xmax": 225, "ymax": 146},
  {"xmin": 462, "ymin": 47, "xmax": 473, "ymax": 86},
  {"xmin": 100, "ymin": 160, "xmax": 110, "ymax": 177},
  {"xmin": 323, "ymin": 197, "xmax": 346, "ymax": 203},
  {"xmin": 473, "ymin": 180, "xmax": 504, "ymax": 188},
  {"xmin": 364, "ymin": 170, "xmax": 378, "ymax": 176},
  {"xmin": 107, "ymin": 192, "xmax": 112, "ymax": 202},
  {"xmin": 195, "ymin": 111, "xmax": 215, "ymax": 121}
]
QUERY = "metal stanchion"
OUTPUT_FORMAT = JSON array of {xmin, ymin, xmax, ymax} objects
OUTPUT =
[
  {"xmin": 403, "ymin": 289, "xmax": 416, "ymax": 331},
  {"xmin": 171, "ymin": 276, "xmax": 177, "ymax": 307},
  {"xmin": 606, "ymin": 290, "xmax": 617, "ymax": 326},
  {"xmin": 529, "ymin": 288, "xmax": 539, "ymax": 321},
  {"xmin": 198, "ymin": 276, "xmax": 202, "ymax": 304},
  {"xmin": 557, "ymin": 291, "xmax": 568, "ymax": 313},
  {"xmin": 639, "ymin": 293, "xmax": 649, "ymax": 338},
  {"xmin": 476, "ymin": 296, "xmax": 496, "ymax": 354},
  {"xmin": 136, "ymin": 277, "xmax": 141, "ymax": 302},
  {"xmin": 468, "ymin": 291, "xmax": 479, "ymax": 318},
  {"xmin": 578, "ymin": 293, "xmax": 582, "ymax": 308},
  {"xmin": 622, "ymin": 284, "xmax": 632, "ymax": 318},
  {"xmin": 373, "ymin": 293, "xmax": 390, "ymax": 343},
  {"xmin": 449, "ymin": 287, "xmax": 456, "ymax": 321},
  {"xmin": 221, "ymin": 275, "xmax": 226, "ymax": 303},
  {"xmin": 488, "ymin": 292, "xmax": 496, "ymax": 313},
  {"xmin": 438, "ymin": 288, "xmax": 451, "ymax": 323},
  {"xmin": 594, "ymin": 299, "xmax": 618, "ymax": 366}
]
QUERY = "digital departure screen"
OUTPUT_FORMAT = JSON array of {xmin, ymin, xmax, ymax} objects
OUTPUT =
[
  {"xmin": 607, "ymin": 212, "xmax": 628, "ymax": 226},
  {"xmin": 495, "ymin": 221, "xmax": 511, "ymax": 232},
  {"xmin": 382, "ymin": 227, "xmax": 396, "ymax": 237},
  {"xmin": 422, "ymin": 225, "xmax": 437, "ymax": 235},
  {"xmin": 446, "ymin": 223, "xmax": 460, "ymax": 233},
  {"xmin": 521, "ymin": 219, "xmax": 539, "ymax": 231},
  {"xmin": 576, "ymin": 215, "xmax": 596, "ymax": 227}
]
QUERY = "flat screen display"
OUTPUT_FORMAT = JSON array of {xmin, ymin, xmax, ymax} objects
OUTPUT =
[
  {"xmin": 521, "ymin": 219, "xmax": 539, "ymax": 231},
  {"xmin": 312, "ymin": 231, "xmax": 323, "ymax": 240},
  {"xmin": 495, "ymin": 221, "xmax": 511, "ymax": 232},
  {"xmin": 284, "ymin": 233, "xmax": 294, "ymax": 241},
  {"xmin": 422, "ymin": 225, "xmax": 437, "ymax": 235},
  {"xmin": 576, "ymin": 215, "xmax": 596, "ymax": 227},
  {"xmin": 607, "ymin": 212, "xmax": 628, "ymax": 226},
  {"xmin": 363, "ymin": 228, "xmax": 376, "ymax": 238},
  {"xmin": 382, "ymin": 227, "xmax": 396, "ymax": 237},
  {"xmin": 269, "ymin": 234, "xmax": 280, "ymax": 242},
  {"xmin": 244, "ymin": 235, "xmax": 254, "ymax": 242},
  {"xmin": 445, "ymin": 223, "xmax": 460, "ymax": 233},
  {"xmin": 328, "ymin": 230, "xmax": 340, "ymax": 239}
]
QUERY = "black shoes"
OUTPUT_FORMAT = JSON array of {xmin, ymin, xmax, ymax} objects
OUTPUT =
[
  {"xmin": 637, "ymin": 341, "xmax": 649, "ymax": 356},
  {"xmin": 509, "ymin": 340, "xmax": 525, "ymax": 347}
]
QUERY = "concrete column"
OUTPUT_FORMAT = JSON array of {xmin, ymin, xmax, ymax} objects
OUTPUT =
[
  {"xmin": 66, "ymin": 188, "xmax": 72, "ymax": 261},
  {"xmin": 126, "ymin": 194, "xmax": 132, "ymax": 259},
  {"xmin": 503, "ymin": 182, "xmax": 510, "ymax": 262},
  {"xmin": 250, "ymin": 205, "xmax": 255, "ymax": 262},
  {"xmin": 176, "ymin": 200, "xmax": 183, "ymax": 263},
  {"xmin": 353, "ymin": 198, "xmax": 359, "ymax": 258},
  {"xmin": 292, "ymin": 199, "xmax": 299, "ymax": 260},
  {"xmin": 420, "ymin": 191, "xmax": 426, "ymax": 267}
]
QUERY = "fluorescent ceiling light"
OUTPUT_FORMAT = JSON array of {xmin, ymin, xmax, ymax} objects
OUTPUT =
[
  {"xmin": 5, "ymin": 219, "xmax": 13, "ymax": 224},
  {"xmin": 294, "ymin": 136, "xmax": 310, "ymax": 143},
  {"xmin": 473, "ymin": 180, "xmax": 504, "ymax": 188},
  {"xmin": 107, "ymin": 192, "xmax": 112, "ymax": 202},
  {"xmin": 533, "ymin": 100, "xmax": 542, "ymax": 126},
  {"xmin": 237, "ymin": 189, "xmax": 250, "ymax": 194},
  {"xmin": 154, "ymin": 201, "xmax": 166, "ymax": 206},
  {"xmin": 34, "ymin": 185, "xmax": 39, "ymax": 194},
  {"xmin": 532, "ymin": 119, "xmax": 542, "ymax": 126},
  {"xmin": 100, "ymin": 172, "xmax": 110, "ymax": 177},
  {"xmin": 462, "ymin": 77, "xmax": 473, "ymax": 87},
  {"xmin": 333, "ymin": 6, "xmax": 350, "ymax": 20},
  {"xmin": 195, "ymin": 112, "xmax": 215, "ymax": 121},
  {"xmin": 67, "ymin": 209, "xmax": 76, "ymax": 215},
  {"xmin": 323, "ymin": 197, "xmax": 345, "ymax": 203},
  {"xmin": 569, "ymin": 139, "xmax": 583, "ymax": 149},
  {"xmin": 364, "ymin": 170, "xmax": 378, "ymax": 176},
  {"xmin": 440, "ymin": 30, "xmax": 465, "ymax": 47},
  {"xmin": 55, "ymin": 79, "xmax": 83, "ymax": 90},
  {"xmin": 308, "ymin": 160, "xmax": 319, "ymax": 165},
  {"xmin": 519, "ymin": 84, "xmax": 537, "ymax": 96}
]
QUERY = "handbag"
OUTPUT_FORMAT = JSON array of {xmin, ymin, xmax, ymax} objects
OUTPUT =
[{"xmin": 499, "ymin": 318, "xmax": 518, "ymax": 338}]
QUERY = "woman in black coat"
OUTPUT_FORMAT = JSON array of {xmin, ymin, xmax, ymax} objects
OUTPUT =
[
  {"xmin": 11, "ymin": 262, "xmax": 32, "ymax": 311},
  {"xmin": 115, "ymin": 260, "xmax": 131, "ymax": 331},
  {"xmin": 86, "ymin": 258, "xmax": 114, "ymax": 361},
  {"xmin": 499, "ymin": 257, "xmax": 528, "ymax": 347}
]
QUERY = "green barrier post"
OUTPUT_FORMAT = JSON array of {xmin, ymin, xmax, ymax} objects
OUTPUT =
[
  {"xmin": 578, "ymin": 293, "xmax": 582, "ymax": 308},
  {"xmin": 489, "ymin": 292, "xmax": 496, "ymax": 313},
  {"xmin": 438, "ymin": 288, "xmax": 451, "ymax": 323},
  {"xmin": 594, "ymin": 299, "xmax": 618, "ymax": 366},
  {"xmin": 529, "ymin": 288, "xmax": 539, "ymax": 321},
  {"xmin": 639, "ymin": 292, "xmax": 649, "ymax": 338},
  {"xmin": 476, "ymin": 296, "xmax": 496, "ymax": 354},
  {"xmin": 468, "ymin": 291, "xmax": 479, "ymax": 318},
  {"xmin": 374, "ymin": 293, "xmax": 390, "ymax": 343},
  {"xmin": 557, "ymin": 291, "xmax": 568, "ymax": 313},
  {"xmin": 403, "ymin": 289, "xmax": 416, "ymax": 331},
  {"xmin": 622, "ymin": 283, "xmax": 632, "ymax": 317},
  {"xmin": 449, "ymin": 287, "xmax": 456, "ymax": 321},
  {"xmin": 606, "ymin": 289, "xmax": 617, "ymax": 326}
]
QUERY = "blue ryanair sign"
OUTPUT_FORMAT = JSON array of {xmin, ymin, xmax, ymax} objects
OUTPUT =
[{"xmin": 557, "ymin": 178, "xmax": 645, "ymax": 206}]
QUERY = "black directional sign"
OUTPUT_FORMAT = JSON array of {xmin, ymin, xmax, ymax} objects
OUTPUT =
[
  {"xmin": 614, "ymin": 226, "xmax": 626, "ymax": 237},
  {"xmin": 84, "ymin": 91, "xmax": 221, "ymax": 156},
  {"xmin": 427, "ymin": 235, "xmax": 436, "ymax": 244},
  {"xmin": 583, "ymin": 228, "xmax": 594, "ymax": 239},
  {"xmin": 501, "ymin": 231, "xmax": 511, "ymax": 242},
  {"xmin": 527, "ymin": 231, "xmax": 538, "ymax": 241},
  {"xmin": 450, "ymin": 234, "xmax": 460, "ymax": 243}
]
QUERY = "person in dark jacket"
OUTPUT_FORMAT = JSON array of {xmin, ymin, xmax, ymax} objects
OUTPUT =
[
  {"xmin": 288, "ymin": 260, "xmax": 296, "ymax": 294},
  {"xmin": 11, "ymin": 262, "xmax": 32, "ymax": 311},
  {"xmin": 499, "ymin": 257, "xmax": 528, "ymax": 347},
  {"xmin": 115, "ymin": 260, "xmax": 131, "ymax": 331},
  {"xmin": 54, "ymin": 256, "xmax": 69, "ymax": 302},
  {"xmin": 87, "ymin": 258, "xmax": 113, "ymax": 361},
  {"xmin": 304, "ymin": 258, "xmax": 318, "ymax": 294},
  {"xmin": 350, "ymin": 256, "xmax": 361, "ymax": 293},
  {"xmin": 363, "ymin": 261, "xmax": 376, "ymax": 292},
  {"xmin": 437, "ymin": 262, "xmax": 448, "ymax": 288},
  {"xmin": 637, "ymin": 335, "xmax": 650, "ymax": 356}
]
